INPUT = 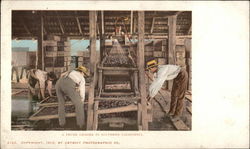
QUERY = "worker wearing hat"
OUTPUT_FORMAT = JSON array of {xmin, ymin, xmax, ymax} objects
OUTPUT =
[
  {"xmin": 55, "ymin": 66, "xmax": 88, "ymax": 129},
  {"xmin": 146, "ymin": 59, "xmax": 188, "ymax": 120}
]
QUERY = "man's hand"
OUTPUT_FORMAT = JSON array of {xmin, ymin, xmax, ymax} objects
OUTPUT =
[{"xmin": 147, "ymin": 95, "xmax": 152, "ymax": 103}]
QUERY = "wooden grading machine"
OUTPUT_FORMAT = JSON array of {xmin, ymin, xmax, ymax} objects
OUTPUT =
[{"xmin": 90, "ymin": 35, "xmax": 152, "ymax": 130}]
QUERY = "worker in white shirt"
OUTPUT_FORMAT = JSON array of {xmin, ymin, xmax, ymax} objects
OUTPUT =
[
  {"xmin": 146, "ymin": 59, "xmax": 188, "ymax": 120},
  {"xmin": 55, "ymin": 66, "xmax": 88, "ymax": 129},
  {"xmin": 28, "ymin": 69, "xmax": 57, "ymax": 100}
]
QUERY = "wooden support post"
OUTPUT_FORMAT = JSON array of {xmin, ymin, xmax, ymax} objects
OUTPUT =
[
  {"xmin": 167, "ymin": 15, "xmax": 177, "ymax": 91},
  {"xmin": 37, "ymin": 13, "xmax": 44, "ymax": 70},
  {"xmin": 87, "ymin": 11, "xmax": 97, "ymax": 130},
  {"xmin": 137, "ymin": 103, "xmax": 142, "ymax": 130},
  {"xmin": 133, "ymin": 14, "xmax": 137, "ymax": 33},
  {"xmin": 134, "ymin": 70, "xmax": 139, "ymax": 95},
  {"xmin": 100, "ymin": 11, "xmax": 105, "ymax": 61},
  {"xmin": 93, "ymin": 101, "xmax": 99, "ymax": 130},
  {"xmin": 138, "ymin": 11, "xmax": 148, "ymax": 130},
  {"xmin": 98, "ymin": 69, "xmax": 102, "ymax": 96},
  {"xmin": 168, "ymin": 16, "xmax": 177, "ymax": 64},
  {"xmin": 130, "ymin": 11, "xmax": 133, "ymax": 34}
]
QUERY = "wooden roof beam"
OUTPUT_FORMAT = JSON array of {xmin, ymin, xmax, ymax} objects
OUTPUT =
[
  {"xmin": 56, "ymin": 11, "xmax": 65, "ymax": 34},
  {"xmin": 20, "ymin": 18, "xmax": 31, "ymax": 35},
  {"xmin": 75, "ymin": 17, "xmax": 83, "ymax": 35},
  {"xmin": 150, "ymin": 17, "xmax": 155, "ymax": 34},
  {"xmin": 130, "ymin": 11, "xmax": 133, "ymax": 34}
]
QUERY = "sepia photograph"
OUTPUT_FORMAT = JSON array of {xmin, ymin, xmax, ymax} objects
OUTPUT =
[{"xmin": 11, "ymin": 10, "xmax": 192, "ymax": 131}]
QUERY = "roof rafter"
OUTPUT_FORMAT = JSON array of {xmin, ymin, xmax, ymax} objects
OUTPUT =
[
  {"xmin": 150, "ymin": 17, "xmax": 155, "ymax": 34},
  {"xmin": 56, "ymin": 11, "xmax": 65, "ymax": 34},
  {"xmin": 76, "ymin": 17, "xmax": 83, "ymax": 35},
  {"xmin": 75, "ymin": 11, "xmax": 83, "ymax": 35},
  {"xmin": 20, "ymin": 18, "xmax": 31, "ymax": 35}
]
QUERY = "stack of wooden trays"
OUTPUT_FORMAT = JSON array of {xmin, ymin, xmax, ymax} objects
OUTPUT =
[{"xmin": 43, "ymin": 35, "xmax": 71, "ymax": 75}]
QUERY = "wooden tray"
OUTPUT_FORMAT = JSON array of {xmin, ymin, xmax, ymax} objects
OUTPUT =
[
  {"xmin": 38, "ymin": 96, "xmax": 72, "ymax": 107},
  {"xmin": 29, "ymin": 105, "xmax": 76, "ymax": 121}
]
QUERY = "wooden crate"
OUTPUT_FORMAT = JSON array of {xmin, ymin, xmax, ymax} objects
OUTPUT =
[
  {"xmin": 157, "ymin": 58, "xmax": 167, "ymax": 65},
  {"xmin": 43, "ymin": 41, "xmax": 57, "ymax": 46},
  {"xmin": 57, "ymin": 41, "xmax": 71, "ymax": 47},
  {"xmin": 105, "ymin": 40, "xmax": 113, "ymax": 46},
  {"xmin": 45, "ymin": 52, "xmax": 57, "ymax": 57},
  {"xmin": 78, "ymin": 57, "xmax": 84, "ymax": 61},
  {"xmin": 64, "ymin": 56, "xmax": 72, "ymax": 61},
  {"xmin": 45, "ymin": 51, "xmax": 71, "ymax": 57},
  {"xmin": 57, "ymin": 51, "xmax": 71, "ymax": 57},
  {"xmin": 82, "ymin": 51, "xmax": 90, "ymax": 57},
  {"xmin": 78, "ymin": 62, "xmax": 83, "ymax": 66},
  {"xmin": 153, "ymin": 51, "xmax": 165, "ymax": 57},
  {"xmin": 44, "ymin": 46, "xmax": 57, "ymax": 52},
  {"xmin": 44, "ymin": 35, "xmax": 61, "ymax": 41},
  {"xmin": 145, "ymin": 46, "xmax": 153, "ymax": 52},
  {"xmin": 176, "ymin": 38, "xmax": 185, "ymax": 45},
  {"xmin": 64, "ymin": 61, "xmax": 71, "ymax": 66},
  {"xmin": 58, "ymin": 46, "xmax": 71, "ymax": 52},
  {"xmin": 145, "ymin": 51, "xmax": 153, "ymax": 56},
  {"xmin": 176, "ymin": 45, "xmax": 185, "ymax": 52},
  {"xmin": 61, "ymin": 56, "xmax": 71, "ymax": 61},
  {"xmin": 176, "ymin": 51, "xmax": 185, "ymax": 58},
  {"xmin": 45, "ymin": 67, "xmax": 67, "ymax": 73},
  {"xmin": 154, "ymin": 45, "xmax": 165, "ymax": 51},
  {"xmin": 44, "ymin": 57, "xmax": 54, "ymax": 67},
  {"xmin": 60, "ymin": 36, "xmax": 70, "ymax": 41}
]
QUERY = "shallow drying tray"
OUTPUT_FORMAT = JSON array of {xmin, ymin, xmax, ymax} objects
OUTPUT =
[
  {"xmin": 38, "ymin": 96, "xmax": 72, "ymax": 107},
  {"xmin": 29, "ymin": 104, "xmax": 76, "ymax": 121}
]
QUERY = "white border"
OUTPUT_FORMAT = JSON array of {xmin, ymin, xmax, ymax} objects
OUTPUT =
[{"xmin": 1, "ymin": 1, "xmax": 249, "ymax": 148}]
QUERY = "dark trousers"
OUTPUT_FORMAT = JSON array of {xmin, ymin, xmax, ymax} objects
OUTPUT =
[
  {"xmin": 55, "ymin": 77, "xmax": 85, "ymax": 128},
  {"xmin": 20, "ymin": 66, "xmax": 29, "ymax": 79},
  {"xmin": 169, "ymin": 68, "xmax": 188, "ymax": 116},
  {"xmin": 11, "ymin": 66, "xmax": 19, "ymax": 82}
]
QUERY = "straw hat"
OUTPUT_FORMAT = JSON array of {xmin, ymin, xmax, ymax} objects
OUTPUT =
[
  {"xmin": 146, "ymin": 59, "xmax": 158, "ymax": 70},
  {"xmin": 76, "ymin": 66, "xmax": 89, "ymax": 76}
]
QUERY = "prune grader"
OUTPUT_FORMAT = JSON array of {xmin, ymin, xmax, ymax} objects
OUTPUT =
[
  {"xmin": 36, "ymin": 101, "xmax": 136, "ymax": 119},
  {"xmin": 38, "ymin": 95, "xmax": 136, "ymax": 119}
]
